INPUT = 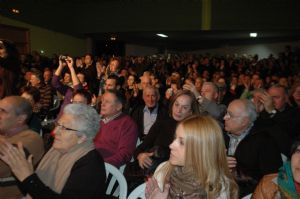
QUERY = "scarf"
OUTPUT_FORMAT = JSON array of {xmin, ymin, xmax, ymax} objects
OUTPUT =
[
  {"xmin": 26, "ymin": 140, "xmax": 94, "ymax": 198},
  {"xmin": 168, "ymin": 166, "xmax": 206, "ymax": 199},
  {"xmin": 278, "ymin": 162, "xmax": 300, "ymax": 199}
]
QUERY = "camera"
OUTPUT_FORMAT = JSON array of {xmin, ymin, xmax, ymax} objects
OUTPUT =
[{"xmin": 59, "ymin": 55, "xmax": 67, "ymax": 61}]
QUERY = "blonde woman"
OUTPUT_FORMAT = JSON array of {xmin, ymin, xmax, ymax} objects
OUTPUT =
[{"xmin": 146, "ymin": 115, "xmax": 238, "ymax": 199}]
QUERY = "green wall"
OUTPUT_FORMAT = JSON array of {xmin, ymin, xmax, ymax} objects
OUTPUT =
[{"xmin": 0, "ymin": 14, "xmax": 86, "ymax": 56}]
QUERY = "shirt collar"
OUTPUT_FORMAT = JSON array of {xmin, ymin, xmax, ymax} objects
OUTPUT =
[
  {"xmin": 143, "ymin": 105, "xmax": 158, "ymax": 114},
  {"xmin": 102, "ymin": 112, "xmax": 122, "ymax": 124},
  {"xmin": 228, "ymin": 122, "xmax": 254, "ymax": 141}
]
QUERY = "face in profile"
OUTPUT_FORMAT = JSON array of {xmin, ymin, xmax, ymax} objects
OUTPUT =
[
  {"xmin": 169, "ymin": 124, "xmax": 185, "ymax": 166},
  {"xmin": 53, "ymin": 114, "xmax": 82, "ymax": 153},
  {"xmin": 0, "ymin": 42, "xmax": 7, "ymax": 58},
  {"xmin": 172, "ymin": 95, "xmax": 193, "ymax": 121},
  {"xmin": 292, "ymin": 146, "xmax": 300, "ymax": 184}
]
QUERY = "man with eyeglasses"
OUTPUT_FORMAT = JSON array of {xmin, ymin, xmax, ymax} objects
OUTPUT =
[
  {"xmin": 223, "ymin": 99, "xmax": 282, "ymax": 198},
  {"xmin": 0, "ymin": 96, "xmax": 44, "ymax": 198}
]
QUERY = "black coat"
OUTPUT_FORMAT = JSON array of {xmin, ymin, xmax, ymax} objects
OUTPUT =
[
  {"xmin": 131, "ymin": 104, "xmax": 169, "ymax": 140},
  {"xmin": 224, "ymin": 125, "xmax": 283, "ymax": 197},
  {"xmin": 20, "ymin": 150, "xmax": 106, "ymax": 199}
]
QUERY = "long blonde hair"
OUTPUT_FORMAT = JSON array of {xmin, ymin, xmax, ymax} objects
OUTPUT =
[{"xmin": 159, "ymin": 115, "xmax": 238, "ymax": 199}]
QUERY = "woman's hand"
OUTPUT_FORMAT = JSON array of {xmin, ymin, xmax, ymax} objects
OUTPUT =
[
  {"xmin": 146, "ymin": 177, "xmax": 169, "ymax": 199},
  {"xmin": 0, "ymin": 141, "xmax": 34, "ymax": 182}
]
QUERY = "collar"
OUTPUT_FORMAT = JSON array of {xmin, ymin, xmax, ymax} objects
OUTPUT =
[
  {"xmin": 102, "ymin": 112, "xmax": 122, "ymax": 124},
  {"xmin": 143, "ymin": 105, "xmax": 158, "ymax": 114},
  {"xmin": 228, "ymin": 122, "xmax": 254, "ymax": 141}
]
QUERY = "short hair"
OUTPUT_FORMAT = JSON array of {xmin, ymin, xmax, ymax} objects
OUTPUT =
[
  {"xmin": 31, "ymin": 69, "xmax": 44, "ymax": 82},
  {"xmin": 72, "ymin": 89, "xmax": 92, "ymax": 104},
  {"xmin": 20, "ymin": 86, "xmax": 41, "ymax": 103},
  {"xmin": 105, "ymin": 89, "xmax": 126, "ymax": 107},
  {"xmin": 143, "ymin": 85, "xmax": 160, "ymax": 99},
  {"xmin": 202, "ymin": 82, "xmax": 219, "ymax": 93},
  {"xmin": 63, "ymin": 103, "xmax": 100, "ymax": 139},
  {"xmin": 269, "ymin": 84, "xmax": 289, "ymax": 95},
  {"xmin": 5, "ymin": 96, "xmax": 32, "ymax": 123},
  {"xmin": 168, "ymin": 90, "xmax": 201, "ymax": 116},
  {"xmin": 238, "ymin": 99, "xmax": 257, "ymax": 123},
  {"xmin": 107, "ymin": 74, "xmax": 120, "ymax": 86}
]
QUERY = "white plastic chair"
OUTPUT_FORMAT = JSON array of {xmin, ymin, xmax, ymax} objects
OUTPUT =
[
  {"xmin": 105, "ymin": 163, "xmax": 128, "ymax": 199},
  {"xmin": 127, "ymin": 183, "xmax": 146, "ymax": 199},
  {"xmin": 242, "ymin": 193, "xmax": 252, "ymax": 199}
]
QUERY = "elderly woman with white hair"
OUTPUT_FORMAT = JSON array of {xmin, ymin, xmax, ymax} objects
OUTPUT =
[{"xmin": 0, "ymin": 103, "xmax": 106, "ymax": 199}]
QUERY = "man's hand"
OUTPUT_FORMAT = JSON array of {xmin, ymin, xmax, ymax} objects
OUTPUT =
[
  {"xmin": 227, "ymin": 156, "xmax": 237, "ymax": 172},
  {"xmin": 137, "ymin": 152, "xmax": 154, "ymax": 169},
  {"xmin": 0, "ymin": 141, "xmax": 34, "ymax": 182},
  {"xmin": 183, "ymin": 82, "xmax": 200, "ymax": 98},
  {"xmin": 258, "ymin": 92, "xmax": 275, "ymax": 113}
]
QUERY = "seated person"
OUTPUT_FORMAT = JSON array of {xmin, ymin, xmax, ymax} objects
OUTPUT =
[
  {"xmin": 183, "ymin": 81, "xmax": 226, "ymax": 126},
  {"xmin": 125, "ymin": 90, "xmax": 201, "ymax": 189},
  {"xmin": 94, "ymin": 90, "xmax": 138, "ymax": 168},
  {"xmin": 131, "ymin": 85, "xmax": 168, "ymax": 140},
  {"xmin": 224, "ymin": 99, "xmax": 283, "ymax": 197},
  {"xmin": 0, "ymin": 103, "xmax": 106, "ymax": 199},
  {"xmin": 20, "ymin": 86, "xmax": 42, "ymax": 133},
  {"xmin": 252, "ymin": 138, "xmax": 300, "ymax": 198},
  {"xmin": 0, "ymin": 96, "xmax": 44, "ymax": 199},
  {"xmin": 146, "ymin": 115, "xmax": 238, "ymax": 199},
  {"xmin": 29, "ymin": 69, "xmax": 53, "ymax": 119}
]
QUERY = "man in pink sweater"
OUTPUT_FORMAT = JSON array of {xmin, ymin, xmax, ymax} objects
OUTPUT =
[{"xmin": 94, "ymin": 90, "xmax": 138, "ymax": 168}]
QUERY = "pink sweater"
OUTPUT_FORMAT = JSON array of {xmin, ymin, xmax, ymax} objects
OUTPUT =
[{"xmin": 94, "ymin": 113, "xmax": 138, "ymax": 167}]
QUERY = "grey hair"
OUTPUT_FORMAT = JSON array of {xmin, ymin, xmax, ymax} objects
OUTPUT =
[
  {"xmin": 63, "ymin": 103, "xmax": 101, "ymax": 139},
  {"xmin": 143, "ymin": 85, "xmax": 160, "ymax": 99},
  {"xmin": 203, "ymin": 82, "xmax": 219, "ymax": 93},
  {"xmin": 240, "ymin": 99, "xmax": 257, "ymax": 123}
]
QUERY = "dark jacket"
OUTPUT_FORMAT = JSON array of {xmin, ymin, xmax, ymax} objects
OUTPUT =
[
  {"xmin": 224, "ymin": 125, "xmax": 283, "ymax": 197},
  {"xmin": 20, "ymin": 150, "xmax": 106, "ymax": 199},
  {"xmin": 131, "ymin": 104, "xmax": 169, "ymax": 140}
]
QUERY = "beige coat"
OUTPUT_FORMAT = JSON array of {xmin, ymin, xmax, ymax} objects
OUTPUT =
[{"xmin": 0, "ymin": 129, "xmax": 45, "ymax": 199}]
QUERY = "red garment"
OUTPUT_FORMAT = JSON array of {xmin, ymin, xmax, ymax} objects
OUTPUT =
[{"xmin": 94, "ymin": 113, "xmax": 138, "ymax": 167}]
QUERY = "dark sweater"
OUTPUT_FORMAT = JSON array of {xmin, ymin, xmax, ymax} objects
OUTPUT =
[{"xmin": 20, "ymin": 150, "xmax": 106, "ymax": 199}]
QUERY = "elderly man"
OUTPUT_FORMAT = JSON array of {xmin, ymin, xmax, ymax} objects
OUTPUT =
[
  {"xmin": 131, "ymin": 85, "xmax": 168, "ymax": 140},
  {"xmin": 184, "ymin": 81, "xmax": 226, "ymax": 125},
  {"xmin": 30, "ymin": 70, "xmax": 53, "ymax": 118},
  {"xmin": 94, "ymin": 90, "xmax": 138, "ymax": 167},
  {"xmin": 224, "ymin": 99, "xmax": 282, "ymax": 197},
  {"xmin": 0, "ymin": 96, "xmax": 44, "ymax": 199},
  {"xmin": 258, "ymin": 84, "xmax": 300, "ymax": 139}
]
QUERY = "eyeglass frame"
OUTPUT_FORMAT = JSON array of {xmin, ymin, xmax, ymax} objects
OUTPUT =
[
  {"xmin": 54, "ymin": 122, "xmax": 84, "ymax": 137},
  {"xmin": 224, "ymin": 110, "xmax": 244, "ymax": 120}
]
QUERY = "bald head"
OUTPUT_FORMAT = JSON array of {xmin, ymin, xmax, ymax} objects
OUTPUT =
[{"xmin": 1, "ymin": 96, "xmax": 32, "ymax": 123}]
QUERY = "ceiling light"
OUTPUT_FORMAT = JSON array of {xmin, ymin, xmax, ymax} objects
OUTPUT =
[
  {"xmin": 11, "ymin": 8, "xmax": 20, "ymax": 14},
  {"xmin": 110, "ymin": 36, "xmax": 116, "ymax": 41},
  {"xmin": 156, "ymin": 33, "xmax": 168, "ymax": 38},
  {"xmin": 249, "ymin": 33, "xmax": 257, "ymax": 38}
]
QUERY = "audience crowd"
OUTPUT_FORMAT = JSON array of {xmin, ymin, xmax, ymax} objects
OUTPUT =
[{"xmin": 1, "ymin": 38, "xmax": 300, "ymax": 198}]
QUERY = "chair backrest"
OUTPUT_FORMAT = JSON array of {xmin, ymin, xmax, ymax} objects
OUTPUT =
[
  {"xmin": 242, "ymin": 193, "xmax": 252, "ymax": 199},
  {"xmin": 127, "ymin": 183, "xmax": 146, "ymax": 199},
  {"xmin": 105, "ymin": 163, "xmax": 128, "ymax": 199}
]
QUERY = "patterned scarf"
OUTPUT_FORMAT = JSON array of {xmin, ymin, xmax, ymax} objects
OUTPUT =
[
  {"xmin": 278, "ymin": 162, "xmax": 300, "ymax": 199},
  {"xmin": 168, "ymin": 166, "xmax": 206, "ymax": 199}
]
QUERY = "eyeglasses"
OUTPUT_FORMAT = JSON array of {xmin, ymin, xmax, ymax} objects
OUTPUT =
[
  {"xmin": 54, "ymin": 122, "xmax": 79, "ymax": 132},
  {"xmin": 224, "ymin": 111, "xmax": 241, "ymax": 119}
]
